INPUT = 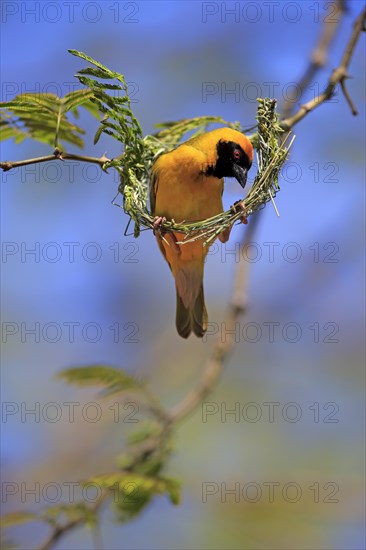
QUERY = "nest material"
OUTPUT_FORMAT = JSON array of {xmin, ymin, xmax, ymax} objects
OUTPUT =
[
  {"xmin": 114, "ymin": 99, "xmax": 294, "ymax": 244},
  {"xmin": 68, "ymin": 54, "xmax": 293, "ymax": 243}
]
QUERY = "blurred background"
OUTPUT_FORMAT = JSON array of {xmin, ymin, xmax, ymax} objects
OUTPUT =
[{"xmin": 1, "ymin": 1, "xmax": 365, "ymax": 549}]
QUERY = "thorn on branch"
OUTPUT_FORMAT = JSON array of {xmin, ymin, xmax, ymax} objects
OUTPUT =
[
  {"xmin": 100, "ymin": 153, "xmax": 110, "ymax": 164},
  {"xmin": 53, "ymin": 148, "xmax": 65, "ymax": 161}
]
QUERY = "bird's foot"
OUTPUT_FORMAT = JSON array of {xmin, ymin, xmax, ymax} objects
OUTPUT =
[
  {"xmin": 153, "ymin": 216, "xmax": 167, "ymax": 233},
  {"xmin": 218, "ymin": 227, "xmax": 231, "ymax": 243},
  {"xmin": 231, "ymin": 200, "xmax": 248, "ymax": 224},
  {"xmin": 218, "ymin": 202, "xmax": 248, "ymax": 243},
  {"xmin": 153, "ymin": 216, "xmax": 181, "ymax": 255}
]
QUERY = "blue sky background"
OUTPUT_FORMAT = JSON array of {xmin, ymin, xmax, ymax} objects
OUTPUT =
[{"xmin": 1, "ymin": 1, "xmax": 365, "ymax": 549}]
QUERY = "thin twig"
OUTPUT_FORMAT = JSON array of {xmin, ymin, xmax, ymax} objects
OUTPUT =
[
  {"xmin": 38, "ymin": 495, "xmax": 107, "ymax": 550},
  {"xmin": 1, "ymin": 155, "xmax": 58, "ymax": 171},
  {"xmin": 0, "ymin": 149, "xmax": 111, "ymax": 172},
  {"xmin": 280, "ymin": 5, "xmax": 366, "ymax": 131},
  {"xmin": 39, "ymin": 518, "xmax": 84, "ymax": 550},
  {"xmin": 340, "ymin": 77, "xmax": 358, "ymax": 115},
  {"xmin": 281, "ymin": 0, "xmax": 346, "ymax": 119}
]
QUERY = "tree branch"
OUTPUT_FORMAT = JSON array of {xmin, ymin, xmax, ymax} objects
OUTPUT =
[
  {"xmin": 0, "ymin": 148, "xmax": 110, "ymax": 172},
  {"xmin": 281, "ymin": 0, "xmax": 346, "ymax": 120},
  {"xmin": 39, "ymin": 518, "xmax": 85, "ymax": 550},
  {"xmin": 38, "ymin": 495, "xmax": 107, "ymax": 550},
  {"xmin": 280, "ymin": 5, "xmax": 366, "ymax": 131}
]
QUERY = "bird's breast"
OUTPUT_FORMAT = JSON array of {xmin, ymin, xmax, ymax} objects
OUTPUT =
[
  {"xmin": 152, "ymin": 146, "xmax": 225, "ymax": 267},
  {"xmin": 154, "ymin": 147, "xmax": 224, "ymax": 222}
]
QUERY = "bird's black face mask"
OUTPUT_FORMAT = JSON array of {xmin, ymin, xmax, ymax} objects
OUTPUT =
[{"xmin": 205, "ymin": 139, "xmax": 252, "ymax": 189}]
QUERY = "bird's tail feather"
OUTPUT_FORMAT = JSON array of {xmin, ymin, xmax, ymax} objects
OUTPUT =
[
  {"xmin": 175, "ymin": 284, "xmax": 208, "ymax": 338},
  {"xmin": 174, "ymin": 265, "xmax": 207, "ymax": 338}
]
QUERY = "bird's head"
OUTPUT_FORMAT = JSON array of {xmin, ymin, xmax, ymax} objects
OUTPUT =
[{"xmin": 194, "ymin": 128, "xmax": 253, "ymax": 189}]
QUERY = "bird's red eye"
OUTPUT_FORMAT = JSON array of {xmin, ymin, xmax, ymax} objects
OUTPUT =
[{"xmin": 233, "ymin": 149, "xmax": 240, "ymax": 161}]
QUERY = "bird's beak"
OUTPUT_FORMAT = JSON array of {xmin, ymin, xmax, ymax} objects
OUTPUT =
[{"xmin": 232, "ymin": 165, "xmax": 248, "ymax": 188}]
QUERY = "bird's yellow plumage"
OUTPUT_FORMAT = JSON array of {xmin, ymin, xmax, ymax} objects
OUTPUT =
[{"xmin": 150, "ymin": 128, "xmax": 253, "ymax": 338}]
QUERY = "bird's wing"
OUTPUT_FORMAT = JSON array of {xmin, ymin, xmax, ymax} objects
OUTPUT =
[
  {"xmin": 149, "ymin": 165, "xmax": 171, "ymax": 268},
  {"xmin": 155, "ymin": 233, "xmax": 170, "ymax": 269}
]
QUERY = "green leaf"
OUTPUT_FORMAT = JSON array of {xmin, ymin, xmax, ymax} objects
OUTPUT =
[
  {"xmin": 57, "ymin": 364, "xmax": 143, "ymax": 394},
  {"xmin": 1, "ymin": 93, "xmax": 58, "ymax": 113},
  {"xmin": 93, "ymin": 125, "xmax": 104, "ymax": 145},
  {"xmin": 0, "ymin": 88, "xmax": 101, "ymax": 147},
  {"xmin": 165, "ymin": 479, "xmax": 181, "ymax": 505},
  {"xmin": 99, "ymin": 120, "xmax": 122, "ymax": 134},
  {"xmin": 76, "ymin": 76, "xmax": 99, "ymax": 88},
  {"xmin": 153, "ymin": 115, "xmax": 237, "ymax": 149},
  {"xmin": 69, "ymin": 50, "xmax": 115, "ymax": 75},
  {"xmin": 77, "ymin": 67, "xmax": 115, "ymax": 79},
  {"xmin": 0, "ymin": 119, "xmax": 29, "ymax": 143},
  {"xmin": 61, "ymin": 89, "xmax": 94, "ymax": 112},
  {"xmin": 84, "ymin": 472, "xmax": 181, "ymax": 521},
  {"xmin": 127, "ymin": 422, "xmax": 161, "ymax": 445}
]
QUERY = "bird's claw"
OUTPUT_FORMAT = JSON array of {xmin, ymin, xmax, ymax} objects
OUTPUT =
[
  {"xmin": 219, "ymin": 201, "xmax": 248, "ymax": 242},
  {"xmin": 153, "ymin": 216, "xmax": 181, "ymax": 255},
  {"xmin": 153, "ymin": 216, "xmax": 167, "ymax": 233},
  {"xmin": 230, "ymin": 200, "xmax": 248, "ymax": 224}
]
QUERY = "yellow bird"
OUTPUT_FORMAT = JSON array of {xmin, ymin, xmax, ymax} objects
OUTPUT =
[{"xmin": 150, "ymin": 128, "xmax": 253, "ymax": 338}]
